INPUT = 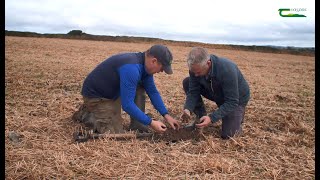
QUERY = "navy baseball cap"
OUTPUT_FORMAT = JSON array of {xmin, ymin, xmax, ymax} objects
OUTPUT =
[{"xmin": 148, "ymin": 44, "xmax": 173, "ymax": 74}]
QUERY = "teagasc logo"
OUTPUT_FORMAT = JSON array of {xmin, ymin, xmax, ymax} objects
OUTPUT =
[{"xmin": 279, "ymin": 8, "xmax": 307, "ymax": 17}]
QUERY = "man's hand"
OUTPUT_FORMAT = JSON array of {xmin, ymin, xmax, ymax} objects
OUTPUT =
[
  {"xmin": 150, "ymin": 120, "xmax": 167, "ymax": 133},
  {"xmin": 195, "ymin": 116, "xmax": 212, "ymax": 128},
  {"xmin": 180, "ymin": 109, "xmax": 191, "ymax": 123},
  {"xmin": 164, "ymin": 114, "xmax": 180, "ymax": 130}
]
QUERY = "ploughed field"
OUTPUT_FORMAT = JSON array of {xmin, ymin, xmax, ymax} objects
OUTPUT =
[{"xmin": 5, "ymin": 36, "xmax": 315, "ymax": 179}]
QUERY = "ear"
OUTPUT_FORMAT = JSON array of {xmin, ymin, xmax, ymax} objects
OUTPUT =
[
  {"xmin": 152, "ymin": 57, "xmax": 158, "ymax": 64},
  {"xmin": 207, "ymin": 60, "xmax": 211, "ymax": 66}
]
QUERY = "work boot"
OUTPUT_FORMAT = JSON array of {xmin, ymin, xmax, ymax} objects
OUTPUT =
[
  {"xmin": 72, "ymin": 104, "xmax": 96, "ymax": 128},
  {"xmin": 72, "ymin": 104, "xmax": 86, "ymax": 122}
]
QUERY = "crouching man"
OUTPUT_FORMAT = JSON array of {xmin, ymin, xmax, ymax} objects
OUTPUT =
[
  {"xmin": 181, "ymin": 47, "xmax": 250, "ymax": 139},
  {"xmin": 73, "ymin": 45, "xmax": 180, "ymax": 134}
]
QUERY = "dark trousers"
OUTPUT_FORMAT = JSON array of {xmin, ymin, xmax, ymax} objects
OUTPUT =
[{"xmin": 183, "ymin": 77, "xmax": 246, "ymax": 139}]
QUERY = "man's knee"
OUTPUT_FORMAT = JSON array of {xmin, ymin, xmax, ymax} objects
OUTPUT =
[
  {"xmin": 221, "ymin": 128, "xmax": 242, "ymax": 139},
  {"xmin": 221, "ymin": 106, "xmax": 245, "ymax": 139},
  {"xmin": 221, "ymin": 118, "xmax": 243, "ymax": 139},
  {"xmin": 182, "ymin": 77, "xmax": 189, "ymax": 93}
]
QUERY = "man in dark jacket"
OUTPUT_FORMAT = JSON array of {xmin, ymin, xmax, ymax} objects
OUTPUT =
[
  {"xmin": 181, "ymin": 47, "xmax": 250, "ymax": 139},
  {"xmin": 73, "ymin": 45, "xmax": 180, "ymax": 134}
]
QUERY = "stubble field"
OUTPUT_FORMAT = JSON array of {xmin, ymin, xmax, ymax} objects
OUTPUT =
[{"xmin": 5, "ymin": 36, "xmax": 315, "ymax": 179}]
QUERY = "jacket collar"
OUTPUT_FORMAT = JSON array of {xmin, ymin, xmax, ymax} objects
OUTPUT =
[{"xmin": 208, "ymin": 54, "xmax": 218, "ymax": 78}]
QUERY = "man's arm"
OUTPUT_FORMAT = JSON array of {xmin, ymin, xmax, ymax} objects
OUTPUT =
[
  {"xmin": 143, "ymin": 75, "xmax": 180, "ymax": 130},
  {"xmin": 118, "ymin": 65, "xmax": 152, "ymax": 125}
]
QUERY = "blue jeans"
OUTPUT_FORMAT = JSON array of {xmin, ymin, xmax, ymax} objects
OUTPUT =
[{"xmin": 183, "ymin": 77, "xmax": 246, "ymax": 139}]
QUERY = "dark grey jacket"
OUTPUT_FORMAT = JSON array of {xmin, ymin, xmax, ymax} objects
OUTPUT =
[{"xmin": 184, "ymin": 54, "xmax": 250, "ymax": 123}]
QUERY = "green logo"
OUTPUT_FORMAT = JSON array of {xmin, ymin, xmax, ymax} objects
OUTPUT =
[{"xmin": 279, "ymin": 8, "xmax": 306, "ymax": 17}]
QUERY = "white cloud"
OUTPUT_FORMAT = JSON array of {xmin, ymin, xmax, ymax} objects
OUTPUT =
[{"xmin": 5, "ymin": 0, "xmax": 315, "ymax": 47}]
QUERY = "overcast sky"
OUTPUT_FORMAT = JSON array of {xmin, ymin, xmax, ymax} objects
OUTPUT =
[{"xmin": 5, "ymin": 0, "xmax": 315, "ymax": 47}]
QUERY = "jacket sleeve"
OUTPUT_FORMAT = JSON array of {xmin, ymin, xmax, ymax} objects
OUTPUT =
[
  {"xmin": 118, "ymin": 65, "xmax": 152, "ymax": 125},
  {"xmin": 142, "ymin": 75, "xmax": 168, "ymax": 116},
  {"xmin": 184, "ymin": 71, "xmax": 202, "ymax": 112},
  {"xmin": 209, "ymin": 64, "xmax": 239, "ymax": 123}
]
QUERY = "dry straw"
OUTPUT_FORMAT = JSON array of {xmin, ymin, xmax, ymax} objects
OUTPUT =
[{"xmin": 5, "ymin": 36, "xmax": 314, "ymax": 179}]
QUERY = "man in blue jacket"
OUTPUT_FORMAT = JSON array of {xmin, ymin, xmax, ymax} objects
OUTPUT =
[
  {"xmin": 73, "ymin": 45, "xmax": 180, "ymax": 134},
  {"xmin": 181, "ymin": 47, "xmax": 250, "ymax": 139}
]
